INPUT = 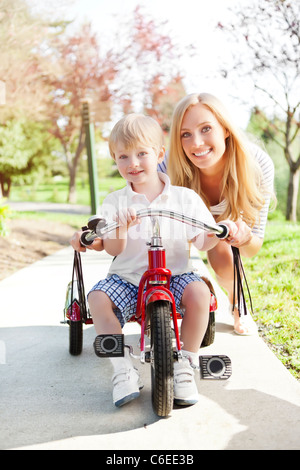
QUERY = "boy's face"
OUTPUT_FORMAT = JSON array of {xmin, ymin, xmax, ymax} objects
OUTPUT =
[{"xmin": 113, "ymin": 143, "xmax": 165, "ymax": 189}]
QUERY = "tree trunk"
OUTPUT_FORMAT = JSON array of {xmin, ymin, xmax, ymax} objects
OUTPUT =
[
  {"xmin": 66, "ymin": 124, "xmax": 86, "ymax": 204},
  {"xmin": 0, "ymin": 174, "xmax": 11, "ymax": 198},
  {"xmin": 286, "ymin": 167, "xmax": 299, "ymax": 222},
  {"xmin": 68, "ymin": 167, "xmax": 77, "ymax": 204}
]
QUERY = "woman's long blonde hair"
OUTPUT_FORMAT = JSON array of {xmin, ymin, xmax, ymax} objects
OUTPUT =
[{"xmin": 168, "ymin": 93, "xmax": 267, "ymax": 226}]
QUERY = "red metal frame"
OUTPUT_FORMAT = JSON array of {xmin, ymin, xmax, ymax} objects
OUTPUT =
[{"xmin": 134, "ymin": 247, "xmax": 182, "ymax": 356}]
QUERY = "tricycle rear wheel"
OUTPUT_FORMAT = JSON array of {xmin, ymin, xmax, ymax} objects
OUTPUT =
[
  {"xmin": 148, "ymin": 300, "xmax": 174, "ymax": 417},
  {"xmin": 200, "ymin": 311, "xmax": 215, "ymax": 348},
  {"xmin": 69, "ymin": 320, "xmax": 83, "ymax": 356}
]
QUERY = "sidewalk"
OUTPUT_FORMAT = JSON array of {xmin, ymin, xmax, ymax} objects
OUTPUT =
[{"xmin": 0, "ymin": 246, "xmax": 300, "ymax": 450}]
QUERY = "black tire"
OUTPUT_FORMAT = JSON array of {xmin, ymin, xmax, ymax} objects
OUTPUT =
[
  {"xmin": 148, "ymin": 300, "xmax": 174, "ymax": 417},
  {"xmin": 68, "ymin": 251, "xmax": 86, "ymax": 356},
  {"xmin": 69, "ymin": 320, "xmax": 83, "ymax": 356},
  {"xmin": 200, "ymin": 311, "xmax": 215, "ymax": 348}
]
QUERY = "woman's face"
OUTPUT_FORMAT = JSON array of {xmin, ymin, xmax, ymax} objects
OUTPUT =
[{"xmin": 180, "ymin": 102, "xmax": 229, "ymax": 173}]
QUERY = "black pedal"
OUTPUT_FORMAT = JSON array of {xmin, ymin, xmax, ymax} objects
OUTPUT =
[
  {"xmin": 94, "ymin": 334, "xmax": 124, "ymax": 358},
  {"xmin": 199, "ymin": 355, "xmax": 232, "ymax": 380}
]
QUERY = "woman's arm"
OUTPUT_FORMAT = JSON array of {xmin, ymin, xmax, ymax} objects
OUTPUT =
[{"xmin": 226, "ymin": 219, "xmax": 263, "ymax": 257}]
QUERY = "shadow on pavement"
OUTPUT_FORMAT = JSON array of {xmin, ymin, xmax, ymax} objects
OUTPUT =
[
  {"xmin": 0, "ymin": 326, "xmax": 159, "ymax": 450},
  {"xmin": 1, "ymin": 323, "xmax": 300, "ymax": 450}
]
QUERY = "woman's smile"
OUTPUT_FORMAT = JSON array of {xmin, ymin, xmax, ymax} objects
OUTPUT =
[{"xmin": 192, "ymin": 149, "xmax": 212, "ymax": 158}]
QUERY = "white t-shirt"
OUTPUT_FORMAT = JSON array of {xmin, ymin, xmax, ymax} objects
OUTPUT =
[{"xmin": 100, "ymin": 172, "xmax": 216, "ymax": 286}]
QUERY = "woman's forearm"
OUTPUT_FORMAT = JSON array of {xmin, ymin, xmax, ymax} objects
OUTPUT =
[{"xmin": 239, "ymin": 234, "xmax": 263, "ymax": 258}]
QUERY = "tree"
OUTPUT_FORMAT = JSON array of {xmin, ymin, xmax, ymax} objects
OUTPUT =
[
  {"xmin": 143, "ymin": 75, "xmax": 186, "ymax": 133},
  {"xmin": 217, "ymin": 0, "xmax": 300, "ymax": 221},
  {"xmin": 0, "ymin": 4, "xmax": 190, "ymax": 203},
  {"xmin": 0, "ymin": 119, "xmax": 57, "ymax": 197},
  {"xmin": 45, "ymin": 23, "xmax": 116, "ymax": 203},
  {"xmin": 0, "ymin": 0, "xmax": 66, "ymax": 122},
  {"xmin": 45, "ymin": 7, "xmax": 189, "ymax": 203},
  {"xmin": 111, "ymin": 6, "xmax": 189, "ymax": 121}
]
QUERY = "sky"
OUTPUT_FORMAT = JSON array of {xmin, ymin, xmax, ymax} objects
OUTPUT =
[{"xmin": 29, "ymin": 0, "xmax": 254, "ymax": 127}]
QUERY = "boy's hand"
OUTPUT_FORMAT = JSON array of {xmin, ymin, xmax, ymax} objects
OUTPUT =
[
  {"xmin": 70, "ymin": 231, "xmax": 104, "ymax": 252},
  {"xmin": 114, "ymin": 207, "xmax": 140, "ymax": 229},
  {"xmin": 70, "ymin": 231, "xmax": 87, "ymax": 252}
]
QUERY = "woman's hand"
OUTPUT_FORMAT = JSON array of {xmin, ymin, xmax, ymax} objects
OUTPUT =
[
  {"xmin": 217, "ymin": 218, "xmax": 262, "ymax": 257},
  {"xmin": 223, "ymin": 219, "xmax": 253, "ymax": 248}
]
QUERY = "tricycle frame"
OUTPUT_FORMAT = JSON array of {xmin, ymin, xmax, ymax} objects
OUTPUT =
[{"xmin": 64, "ymin": 209, "xmax": 225, "ymax": 416}]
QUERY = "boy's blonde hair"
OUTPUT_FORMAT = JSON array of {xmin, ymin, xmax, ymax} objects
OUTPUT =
[
  {"xmin": 109, "ymin": 113, "xmax": 164, "ymax": 159},
  {"xmin": 168, "ymin": 93, "xmax": 271, "ymax": 227}
]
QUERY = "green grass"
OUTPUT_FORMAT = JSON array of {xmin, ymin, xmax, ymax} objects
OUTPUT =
[
  {"xmin": 9, "ymin": 210, "xmax": 88, "ymax": 230},
  {"xmin": 243, "ymin": 221, "xmax": 300, "ymax": 380},
  {"xmin": 199, "ymin": 216, "xmax": 300, "ymax": 380},
  {"xmin": 9, "ymin": 177, "xmax": 126, "ymax": 206}
]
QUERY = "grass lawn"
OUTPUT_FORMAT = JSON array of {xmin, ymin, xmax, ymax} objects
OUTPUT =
[
  {"xmin": 243, "ymin": 220, "xmax": 300, "ymax": 380},
  {"xmin": 199, "ymin": 218, "xmax": 300, "ymax": 380},
  {"xmin": 9, "ymin": 177, "xmax": 126, "ymax": 206}
]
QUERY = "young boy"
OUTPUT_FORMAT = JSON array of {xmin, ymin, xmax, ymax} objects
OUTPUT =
[{"xmin": 84, "ymin": 114, "xmax": 235, "ymax": 408}]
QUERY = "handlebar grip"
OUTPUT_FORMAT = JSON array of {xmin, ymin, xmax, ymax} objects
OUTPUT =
[
  {"xmin": 80, "ymin": 230, "xmax": 95, "ymax": 247},
  {"xmin": 87, "ymin": 216, "xmax": 107, "ymax": 232},
  {"xmin": 216, "ymin": 224, "xmax": 229, "ymax": 239}
]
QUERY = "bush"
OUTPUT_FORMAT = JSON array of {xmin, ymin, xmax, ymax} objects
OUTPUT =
[{"xmin": 0, "ymin": 199, "xmax": 10, "ymax": 237}]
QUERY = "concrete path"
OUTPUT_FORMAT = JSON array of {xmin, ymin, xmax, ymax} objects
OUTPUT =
[{"xmin": 0, "ymin": 245, "xmax": 300, "ymax": 451}]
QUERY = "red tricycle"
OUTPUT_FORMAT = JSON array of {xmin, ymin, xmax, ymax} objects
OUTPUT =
[{"xmin": 63, "ymin": 209, "xmax": 232, "ymax": 417}]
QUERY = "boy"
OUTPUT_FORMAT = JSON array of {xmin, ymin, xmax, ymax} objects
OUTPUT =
[{"xmin": 82, "ymin": 114, "xmax": 235, "ymax": 408}]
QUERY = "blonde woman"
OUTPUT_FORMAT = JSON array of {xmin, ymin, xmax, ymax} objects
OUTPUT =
[{"xmin": 159, "ymin": 93, "xmax": 275, "ymax": 335}]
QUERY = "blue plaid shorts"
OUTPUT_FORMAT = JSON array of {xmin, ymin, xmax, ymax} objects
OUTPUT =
[{"xmin": 88, "ymin": 272, "xmax": 205, "ymax": 328}]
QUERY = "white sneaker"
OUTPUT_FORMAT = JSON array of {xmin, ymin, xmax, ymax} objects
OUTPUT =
[
  {"xmin": 112, "ymin": 366, "xmax": 141, "ymax": 407},
  {"xmin": 173, "ymin": 357, "xmax": 199, "ymax": 406}
]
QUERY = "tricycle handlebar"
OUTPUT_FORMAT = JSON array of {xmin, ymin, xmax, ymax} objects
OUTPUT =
[{"xmin": 80, "ymin": 209, "xmax": 229, "ymax": 247}]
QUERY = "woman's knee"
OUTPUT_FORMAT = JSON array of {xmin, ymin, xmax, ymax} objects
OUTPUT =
[{"xmin": 207, "ymin": 243, "xmax": 233, "ymax": 278}]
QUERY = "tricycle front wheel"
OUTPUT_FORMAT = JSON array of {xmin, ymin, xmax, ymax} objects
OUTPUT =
[{"xmin": 148, "ymin": 300, "xmax": 174, "ymax": 417}]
